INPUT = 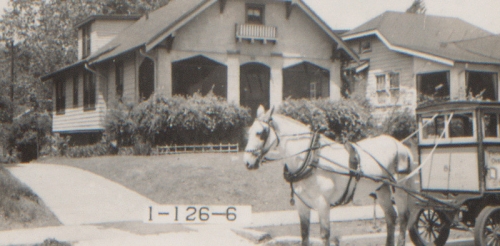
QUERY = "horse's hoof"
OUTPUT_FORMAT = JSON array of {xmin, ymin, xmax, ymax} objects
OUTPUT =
[
  {"xmin": 332, "ymin": 236, "xmax": 340, "ymax": 246},
  {"xmin": 290, "ymin": 198, "xmax": 295, "ymax": 206}
]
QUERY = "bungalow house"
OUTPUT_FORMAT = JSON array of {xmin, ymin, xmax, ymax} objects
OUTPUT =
[
  {"xmin": 341, "ymin": 11, "xmax": 500, "ymax": 120},
  {"xmin": 42, "ymin": 0, "xmax": 358, "ymax": 144}
]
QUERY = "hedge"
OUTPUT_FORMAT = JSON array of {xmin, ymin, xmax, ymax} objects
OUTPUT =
[
  {"xmin": 106, "ymin": 92, "xmax": 252, "ymax": 149},
  {"xmin": 279, "ymin": 98, "xmax": 373, "ymax": 142}
]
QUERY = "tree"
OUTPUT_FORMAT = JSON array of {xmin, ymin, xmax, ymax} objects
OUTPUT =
[
  {"xmin": 406, "ymin": 0, "xmax": 426, "ymax": 14},
  {"xmin": 0, "ymin": 0, "xmax": 169, "ymax": 162}
]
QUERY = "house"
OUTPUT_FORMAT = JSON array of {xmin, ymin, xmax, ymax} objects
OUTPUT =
[
  {"xmin": 341, "ymin": 11, "xmax": 500, "ymax": 119},
  {"xmin": 42, "ymin": 0, "xmax": 358, "ymax": 144}
]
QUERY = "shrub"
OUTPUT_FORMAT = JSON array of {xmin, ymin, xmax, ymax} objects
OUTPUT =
[
  {"xmin": 279, "ymin": 98, "xmax": 373, "ymax": 142},
  {"xmin": 379, "ymin": 108, "xmax": 417, "ymax": 141},
  {"xmin": 106, "ymin": 92, "xmax": 251, "ymax": 149},
  {"xmin": 66, "ymin": 138, "xmax": 111, "ymax": 158},
  {"xmin": 40, "ymin": 134, "xmax": 70, "ymax": 157},
  {"xmin": 8, "ymin": 111, "xmax": 52, "ymax": 162},
  {"xmin": 105, "ymin": 102, "xmax": 136, "ymax": 147}
]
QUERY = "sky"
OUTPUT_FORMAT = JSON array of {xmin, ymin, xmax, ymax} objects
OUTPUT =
[{"xmin": 0, "ymin": 0, "xmax": 499, "ymax": 34}]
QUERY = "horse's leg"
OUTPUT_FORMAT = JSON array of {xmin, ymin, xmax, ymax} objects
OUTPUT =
[
  {"xmin": 296, "ymin": 198, "xmax": 311, "ymax": 246},
  {"xmin": 318, "ymin": 202, "xmax": 336, "ymax": 246},
  {"xmin": 394, "ymin": 186, "xmax": 410, "ymax": 246},
  {"xmin": 376, "ymin": 184, "xmax": 397, "ymax": 246}
]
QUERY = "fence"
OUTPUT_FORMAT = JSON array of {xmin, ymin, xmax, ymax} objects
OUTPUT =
[{"xmin": 154, "ymin": 143, "xmax": 239, "ymax": 155}]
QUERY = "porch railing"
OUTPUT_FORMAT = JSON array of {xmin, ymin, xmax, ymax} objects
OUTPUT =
[
  {"xmin": 236, "ymin": 24, "xmax": 277, "ymax": 44},
  {"xmin": 154, "ymin": 143, "xmax": 239, "ymax": 155}
]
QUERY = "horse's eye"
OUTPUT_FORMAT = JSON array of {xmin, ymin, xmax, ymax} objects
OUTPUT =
[{"xmin": 258, "ymin": 129, "xmax": 269, "ymax": 141}]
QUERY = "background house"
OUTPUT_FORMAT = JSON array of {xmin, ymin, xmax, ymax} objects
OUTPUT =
[
  {"xmin": 342, "ymin": 11, "xmax": 500, "ymax": 120},
  {"xmin": 42, "ymin": 0, "xmax": 358, "ymax": 144}
]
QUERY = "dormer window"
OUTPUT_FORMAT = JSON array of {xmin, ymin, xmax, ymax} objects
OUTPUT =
[
  {"xmin": 246, "ymin": 4, "xmax": 264, "ymax": 24},
  {"xmin": 82, "ymin": 24, "xmax": 91, "ymax": 58}
]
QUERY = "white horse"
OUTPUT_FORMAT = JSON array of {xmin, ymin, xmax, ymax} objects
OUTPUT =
[{"xmin": 244, "ymin": 106, "xmax": 416, "ymax": 246}]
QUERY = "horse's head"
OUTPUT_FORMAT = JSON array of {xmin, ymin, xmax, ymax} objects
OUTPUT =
[{"xmin": 244, "ymin": 105, "xmax": 276, "ymax": 170}]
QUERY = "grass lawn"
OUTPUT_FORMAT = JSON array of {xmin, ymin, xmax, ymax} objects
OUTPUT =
[
  {"xmin": 37, "ymin": 153, "xmax": 295, "ymax": 212},
  {"xmin": 0, "ymin": 165, "xmax": 61, "ymax": 231}
]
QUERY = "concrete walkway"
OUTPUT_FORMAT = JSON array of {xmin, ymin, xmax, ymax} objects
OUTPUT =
[{"xmin": 7, "ymin": 163, "xmax": 155, "ymax": 225}]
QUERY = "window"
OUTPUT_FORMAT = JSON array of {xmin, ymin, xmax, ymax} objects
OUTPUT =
[
  {"xmin": 421, "ymin": 113, "xmax": 475, "ymax": 142},
  {"xmin": 466, "ymin": 71, "xmax": 497, "ymax": 101},
  {"xmin": 389, "ymin": 73, "xmax": 400, "ymax": 103},
  {"xmin": 83, "ymin": 70, "xmax": 96, "ymax": 110},
  {"xmin": 359, "ymin": 40, "xmax": 371, "ymax": 53},
  {"xmin": 73, "ymin": 74, "xmax": 79, "ymax": 107},
  {"xmin": 246, "ymin": 4, "xmax": 264, "ymax": 24},
  {"xmin": 417, "ymin": 71, "xmax": 450, "ymax": 104},
  {"xmin": 309, "ymin": 82, "xmax": 317, "ymax": 99},
  {"xmin": 484, "ymin": 113, "xmax": 499, "ymax": 138},
  {"xmin": 55, "ymin": 78, "xmax": 65, "ymax": 114},
  {"xmin": 376, "ymin": 75, "xmax": 386, "ymax": 91},
  {"xmin": 115, "ymin": 61, "xmax": 124, "ymax": 100},
  {"xmin": 82, "ymin": 24, "xmax": 91, "ymax": 58},
  {"xmin": 376, "ymin": 74, "xmax": 387, "ymax": 104},
  {"xmin": 375, "ymin": 73, "xmax": 400, "ymax": 105},
  {"xmin": 449, "ymin": 114, "xmax": 473, "ymax": 138}
]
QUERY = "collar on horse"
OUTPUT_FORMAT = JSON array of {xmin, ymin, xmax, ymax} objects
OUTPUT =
[{"xmin": 283, "ymin": 128, "xmax": 322, "ymax": 183}]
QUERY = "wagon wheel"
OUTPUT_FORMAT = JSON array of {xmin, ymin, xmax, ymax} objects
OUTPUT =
[
  {"xmin": 474, "ymin": 206, "xmax": 500, "ymax": 246},
  {"xmin": 409, "ymin": 208, "xmax": 451, "ymax": 246}
]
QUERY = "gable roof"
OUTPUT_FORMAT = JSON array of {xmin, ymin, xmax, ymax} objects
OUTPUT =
[
  {"xmin": 43, "ymin": 0, "xmax": 359, "ymax": 80},
  {"xmin": 342, "ymin": 11, "xmax": 500, "ymax": 66},
  {"xmin": 87, "ymin": 0, "xmax": 216, "ymax": 64}
]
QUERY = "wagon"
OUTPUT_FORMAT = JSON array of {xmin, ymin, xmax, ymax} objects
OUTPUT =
[{"xmin": 409, "ymin": 101, "xmax": 500, "ymax": 246}]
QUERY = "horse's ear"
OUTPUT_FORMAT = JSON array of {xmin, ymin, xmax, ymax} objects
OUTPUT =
[
  {"xmin": 266, "ymin": 106, "xmax": 275, "ymax": 118},
  {"xmin": 256, "ymin": 105, "xmax": 265, "ymax": 118},
  {"xmin": 260, "ymin": 106, "xmax": 274, "ymax": 121}
]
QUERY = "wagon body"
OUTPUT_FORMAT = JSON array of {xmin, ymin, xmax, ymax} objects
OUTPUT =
[{"xmin": 411, "ymin": 101, "xmax": 500, "ymax": 245}]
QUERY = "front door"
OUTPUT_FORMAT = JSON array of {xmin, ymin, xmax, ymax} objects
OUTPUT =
[{"xmin": 240, "ymin": 63, "xmax": 270, "ymax": 117}]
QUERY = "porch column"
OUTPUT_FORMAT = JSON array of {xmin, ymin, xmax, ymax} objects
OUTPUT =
[
  {"xmin": 329, "ymin": 62, "xmax": 342, "ymax": 100},
  {"xmin": 226, "ymin": 55, "xmax": 240, "ymax": 105},
  {"xmin": 454, "ymin": 67, "xmax": 467, "ymax": 101},
  {"xmin": 157, "ymin": 48, "xmax": 172, "ymax": 97},
  {"xmin": 270, "ymin": 57, "xmax": 283, "ymax": 109}
]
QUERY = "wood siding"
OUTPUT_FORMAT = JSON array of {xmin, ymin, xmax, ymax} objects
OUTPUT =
[
  {"xmin": 52, "ymin": 72, "xmax": 106, "ymax": 133},
  {"xmin": 347, "ymin": 36, "xmax": 415, "ymax": 119},
  {"xmin": 78, "ymin": 19, "xmax": 136, "ymax": 60},
  {"xmin": 91, "ymin": 20, "xmax": 136, "ymax": 55}
]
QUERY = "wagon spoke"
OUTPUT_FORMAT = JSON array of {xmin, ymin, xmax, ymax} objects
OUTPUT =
[{"xmin": 431, "ymin": 230, "xmax": 439, "ymax": 240}]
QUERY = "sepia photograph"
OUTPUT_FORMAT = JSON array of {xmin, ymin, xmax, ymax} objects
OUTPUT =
[{"xmin": 0, "ymin": 0, "xmax": 500, "ymax": 245}]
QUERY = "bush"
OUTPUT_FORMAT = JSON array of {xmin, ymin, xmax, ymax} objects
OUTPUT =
[
  {"xmin": 279, "ymin": 98, "xmax": 373, "ymax": 142},
  {"xmin": 106, "ymin": 92, "xmax": 251, "ymax": 150},
  {"xmin": 66, "ymin": 137, "xmax": 111, "ymax": 158},
  {"xmin": 40, "ymin": 134, "xmax": 70, "ymax": 157},
  {"xmin": 105, "ymin": 102, "xmax": 136, "ymax": 147},
  {"xmin": 379, "ymin": 108, "xmax": 417, "ymax": 141}
]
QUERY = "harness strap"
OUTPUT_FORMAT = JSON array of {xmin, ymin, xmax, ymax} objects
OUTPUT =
[
  {"xmin": 283, "ymin": 129, "xmax": 321, "ymax": 183},
  {"xmin": 331, "ymin": 157, "xmax": 361, "ymax": 207},
  {"xmin": 285, "ymin": 129, "xmax": 322, "ymax": 206},
  {"xmin": 353, "ymin": 143, "xmax": 397, "ymax": 183}
]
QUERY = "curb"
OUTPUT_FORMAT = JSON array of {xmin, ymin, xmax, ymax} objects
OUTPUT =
[{"xmin": 231, "ymin": 228, "xmax": 272, "ymax": 244}]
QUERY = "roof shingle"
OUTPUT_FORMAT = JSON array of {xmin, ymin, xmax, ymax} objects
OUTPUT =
[{"xmin": 343, "ymin": 11, "xmax": 500, "ymax": 64}]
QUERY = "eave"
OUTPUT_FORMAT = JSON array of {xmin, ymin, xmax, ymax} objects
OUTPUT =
[
  {"xmin": 296, "ymin": 0, "xmax": 359, "ymax": 62},
  {"xmin": 343, "ymin": 30, "xmax": 455, "ymax": 67}
]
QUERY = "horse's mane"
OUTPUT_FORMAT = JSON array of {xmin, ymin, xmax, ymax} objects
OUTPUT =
[
  {"xmin": 272, "ymin": 114, "xmax": 338, "ymax": 145},
  {"xmin": 272, "ymin": 114, "xmax": 311, "ymax": 132}
]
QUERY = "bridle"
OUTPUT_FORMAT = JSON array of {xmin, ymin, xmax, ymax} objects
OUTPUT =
[{"xmin": 245, "ymin": 118, "xmax": 280, "ymax": 165}]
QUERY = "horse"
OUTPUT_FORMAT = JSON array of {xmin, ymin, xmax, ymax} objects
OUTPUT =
[{"xmin": 243, "ymin": 105, "xmax": 416, "ymax": 246}]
